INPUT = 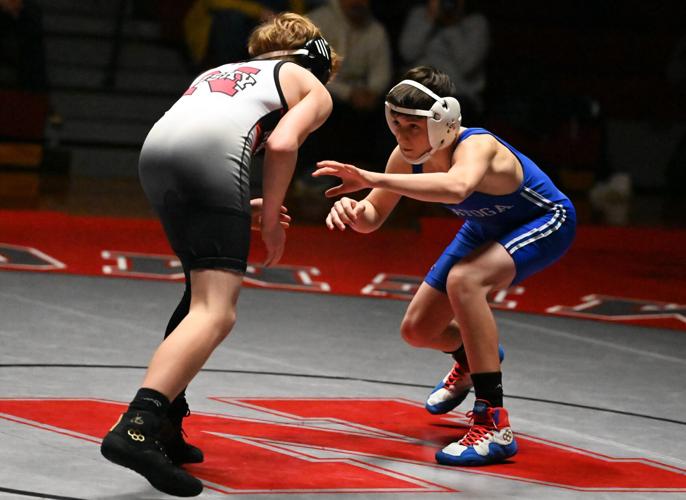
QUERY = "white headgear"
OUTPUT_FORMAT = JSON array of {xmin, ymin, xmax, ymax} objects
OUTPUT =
[{"xmin": 384, "ymin": 80, "xmax": 461, "ymax": 164}]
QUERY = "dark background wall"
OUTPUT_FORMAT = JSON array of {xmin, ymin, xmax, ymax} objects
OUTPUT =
[{"xmin": 0, "ymin": 0, "xmax": 684, "ymax": 226}]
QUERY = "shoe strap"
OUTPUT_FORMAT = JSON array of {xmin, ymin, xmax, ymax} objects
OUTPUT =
[{"xmin": 467, "ymin": 402, "xmax": 497, "ymax": 428}]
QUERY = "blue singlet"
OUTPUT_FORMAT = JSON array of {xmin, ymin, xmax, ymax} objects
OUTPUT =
[{"xmin": 415, "ymin": 127, "xmax": 577, "ymax": 289}]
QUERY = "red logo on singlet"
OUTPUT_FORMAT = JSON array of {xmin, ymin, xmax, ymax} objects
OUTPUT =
[
  {"xmin": 183, "ymin": 66, "xmax": 261, "ymax": 97},
  {"xmin": 1, "ymin": 398, "xmax": 685, "ymax": 494}
]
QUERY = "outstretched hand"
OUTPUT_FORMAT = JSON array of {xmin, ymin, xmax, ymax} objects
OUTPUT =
[
  {"xmin": 250, "ymin": 198, "xmax": 291, "ymax": 231},
  {"xmin": 312, "ymin": 161, "xmax": 372, "ymax": 198}
]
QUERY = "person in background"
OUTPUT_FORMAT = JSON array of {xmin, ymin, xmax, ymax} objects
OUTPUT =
[
  {"xmin": 184, "ymin": 0, "xmax": 307, "ymax": 69},
  {"xmin": 300, "ymin": 0, "xmax": 393, "ymax": 172},
  {"xmin": 0, "ymin": 0, "xmax": 48, "ymax": 92},
  {"xmin": 399, "ymin": 0, "xmax": 489, "ymax": 121},
  {"xmin": 663, "ymin": 33, "xmax": 686, "ymax": 225}
]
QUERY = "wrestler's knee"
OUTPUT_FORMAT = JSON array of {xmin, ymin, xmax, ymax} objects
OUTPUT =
[
  {"xmin": 400, "ymin": 313, "xmax": 433, "ymax": 348},
  {"xmin": 446, "ymin": 265, "xmax": 488, "ymax": 304},
  {"xmin": 207, "ymin": 309, "xmax": 237, "ymax": 345}
]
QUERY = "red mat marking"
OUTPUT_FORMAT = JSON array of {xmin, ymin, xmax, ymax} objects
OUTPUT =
[
  {"xmin": 1, "ymin": 210, "xmax": 685, "ymax": 330},
  {"xmin": 1, "ymin": 398, "xmax": 685, "ymax": 493}
]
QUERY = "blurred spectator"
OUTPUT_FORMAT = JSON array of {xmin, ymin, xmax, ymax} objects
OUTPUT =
[
  {"xmin": 308, "ymin": 0, "xmax": 391, "ymax": 116},
  {"xmin": 399, "ymin": 0, "xmax": 489, "ymax": 121},
  {"xmin": 588, "ymin": 172, "xmax": 632, "ymax": 226},
  {"xmin": 301, "ymin": 0, "xmax": 393, "ymax": 169},
  {"xmin": 184, "ymin": 1, "xmax": 305, "ymax": 69},
  {"xmin": 0, "ymin": 0, "xmax": 48, "ymax": 92},
  {"xmin": 369, "ymin": 0, "xmax": 418, "ymax": 68},
  {"xmin": 667, "ymin": 35, "xmax": 686, "ymax": 87},
  {"xmin": 663, "ymin": 34, "xmax": 686, "ymax": 225},
  {"xmin": 155, "ymin": 0, "xmax": 195, "ymax": 44},
  {"xmin": 0, "ymin": 0, "xmax": 61, "ymax": 145}
]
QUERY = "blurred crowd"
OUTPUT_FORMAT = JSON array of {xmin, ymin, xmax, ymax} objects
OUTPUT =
[
  {"xmin": 144, "ymin": 1, "xmax": 686, "ymax": 209},
  {"xmin": 168, "ymin": 0, "xmax": 493, "ymax": 211},
  {"xmin": 1, "ymin": 0, "xmax": 685, "ymax": 225}
]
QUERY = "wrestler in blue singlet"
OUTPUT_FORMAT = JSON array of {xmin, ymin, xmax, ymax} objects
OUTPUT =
[{"xmin": 415, "ymin": 128, "xmax": 577, "ymax": 290}]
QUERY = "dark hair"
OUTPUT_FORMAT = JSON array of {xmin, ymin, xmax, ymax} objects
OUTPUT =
[{"xmin": 386, "ymin": 66, "xmax": 456, "ymax": 111}]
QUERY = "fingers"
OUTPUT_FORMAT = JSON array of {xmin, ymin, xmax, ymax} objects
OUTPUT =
[
  {"xmin": 250, "ymin": 199, "xmax": 286, "ymax": 213},
  {"xmin": 253, "ymin": 214, "xmax": 291, "ymax": 231},
  {"xmin": 324, "ymin": 184, "xmax": 357, "ymax": 198},
  {"xmin": 328, "ymin": 205, "xmax": 347, "ymax": 231},
  {"xmin": 262, "ymin": 224, "xmax": 285, "ymax": 267},
  {"xmin": 339, "ymin": 198, "xmax": 361, "ymax": 223},
  {"xmin": 324, "ymin": 185, "xmax": 340, "ymax": 198},
  {"xmin": 264, "ymin": 244, "xmax": 284, "ymax": 267},
  {"xmin": 273, "ymin": 244, "xmax": 284, "ymax": 266},
  {"xmin": 312, "ymin": 160, "xmax": 351, "ymax": 178},
  {"xmin": 316, "ymin": 160, "xmax": 345, "ymax": 170},
  {"xmin": 279, "ymin": 210, "xmax": 291, "ymax": 229},
  {"xmin": 312, "ymin": 167, "xmax": 337, "ymax": 178},
  {"xmin": 325, "ymin": 212, "xmax": 336, "ymax": 230},
  {"xmin": 325, "ymin": 198, "xmax": 358, "ymax": 231}
]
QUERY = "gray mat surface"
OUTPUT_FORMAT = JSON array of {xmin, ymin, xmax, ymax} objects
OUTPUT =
[{"xmin": 1, "ymin": 272, "xmax": 685, "ymax": 499}]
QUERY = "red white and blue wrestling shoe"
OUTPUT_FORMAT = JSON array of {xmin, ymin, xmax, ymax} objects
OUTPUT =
[
  {"xmin": 435, "ymin": 399, "xmax": 518, "ymax": 466},
  {"xmin": 425, "ymin": 344, "xmax": 505, "ymax": 415}
]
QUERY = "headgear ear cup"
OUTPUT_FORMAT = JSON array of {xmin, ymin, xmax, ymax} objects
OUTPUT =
[
  {"xmin": 384, "ymin": 79, "xmax": 461, "ymax": 163},
  {"xmin": 253, "ymin": 36, "xmax": 333, "ymax": 84},
  {"xmin": 301, "ymin": 37, "xmax": 332, "ymax": 84},
  {"xmin": 427, "ymin": 96, "xmax": 461, "ymax": 150}
]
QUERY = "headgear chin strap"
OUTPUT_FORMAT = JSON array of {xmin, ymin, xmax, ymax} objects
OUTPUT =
[
  {"xmin": 253, "ymin": 37, "xmax": 332, "ymax": 84},
  {"xmin": 385, "ymin": 79, "xmax": 461, "ymax": 164}
]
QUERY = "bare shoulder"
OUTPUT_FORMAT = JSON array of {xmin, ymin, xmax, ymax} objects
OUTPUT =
[
  {"xmin": 278, "ymin": 62, "xmax": 328, "ymax": 107},
  {"xmin": 457, "ymin": 131, "xmax": 498, "ymax": 152},
  {"xmin": 454, "ymin": 132, "xmax": 497, "ymax": 162},
  {"xmin": 278, "ymin": 61, "xmax": 313, "ymax": 82}
]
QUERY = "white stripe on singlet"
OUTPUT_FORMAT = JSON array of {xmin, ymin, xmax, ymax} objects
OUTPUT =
[{"xmin": 503, "ymin": 187, "xmax": 567, "ymax": 254}]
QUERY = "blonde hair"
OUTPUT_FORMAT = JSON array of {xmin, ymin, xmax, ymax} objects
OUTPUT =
[{"xmin": 248, "ymin": 12, "xmax": 341, "ymax": 79}]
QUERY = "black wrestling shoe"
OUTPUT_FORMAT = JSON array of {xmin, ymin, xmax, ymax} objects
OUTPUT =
[
  {"xmin": 160, "ymin": 415, "xmax": 204, "ymax": 465},
  {"xmin": 101, "ymin": 410, "xmax": 203, "ymax": 497}
]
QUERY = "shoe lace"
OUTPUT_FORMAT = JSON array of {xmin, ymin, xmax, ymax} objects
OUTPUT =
[
  {"xmin": 444, "ymin": 363, "xmax": 467, "ymax": 388},
  {"xmin": 460, "ymin": 409, "xmax": 496, "ymax": 446}
]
